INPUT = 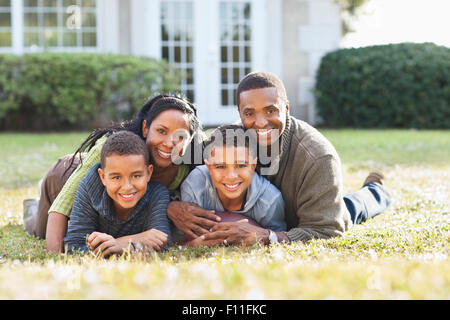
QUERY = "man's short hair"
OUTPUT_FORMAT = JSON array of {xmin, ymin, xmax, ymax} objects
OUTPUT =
[
  {"xmin": 100, "ymin": 131, "xmax": 150, "ymax": 168},
  {"xmin": 204, "ymin": 124, "xmax": 257, "ymax": 160},
  {"xmin": 236, "ymin": 71, "xmax": 288, "ymax": 107}
]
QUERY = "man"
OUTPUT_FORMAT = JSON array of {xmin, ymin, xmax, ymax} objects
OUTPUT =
[{"xmin": 167, "ymin": 71, "xmax": 390, "ymax": 246}]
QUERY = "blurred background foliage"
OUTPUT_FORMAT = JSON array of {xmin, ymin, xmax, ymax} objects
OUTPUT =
[
  {"xmin": 315, "ymin": 42, "xmax": 450, "ymax": 128},
  {"xmin": 0, "ymin": 53, "xmax": 181, "ymax": 131}
]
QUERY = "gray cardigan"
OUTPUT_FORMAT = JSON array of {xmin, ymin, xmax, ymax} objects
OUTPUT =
[
  {"xmin": 64, "ymin": 163, "xmax": 171, "ymax": 252},
  {"xmin": 258, "ymin": 115, "xmax": 351, "ymax": 242}
]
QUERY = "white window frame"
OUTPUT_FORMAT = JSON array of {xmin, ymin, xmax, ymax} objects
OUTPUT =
[
  {"xmin": 4, "ymin": 0, "xmax": 100, "ymax": 55},
  {"xmin": 137, "ymin": 0, "xmax": 271, "ymax": 126}
]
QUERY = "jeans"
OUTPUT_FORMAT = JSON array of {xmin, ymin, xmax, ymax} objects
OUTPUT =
[{"xmin": 344, "ymin": 182, "xmax": 391, "ymax": 225}]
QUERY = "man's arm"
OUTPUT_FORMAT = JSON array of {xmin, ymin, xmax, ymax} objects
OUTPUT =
[{"xmin": 282, "ymin": 155, "xmax": 348, "ymax": 242}]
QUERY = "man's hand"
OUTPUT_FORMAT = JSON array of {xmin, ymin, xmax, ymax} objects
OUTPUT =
[
  {"xmin": 87, "ymin": 232, "xmax": 126, "ymax": 258},
  {"xmin": 200, "ymin": 219, "xmax": 269, "ymax": 247},
  {"xmin": 167, "ymin": 201, "xmax": 221, "ymax": 240}
]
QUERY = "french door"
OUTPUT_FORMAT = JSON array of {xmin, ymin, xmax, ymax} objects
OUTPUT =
[{"xmin": 150, "ymin": 0, "xmax": 265, "ymax": 126}]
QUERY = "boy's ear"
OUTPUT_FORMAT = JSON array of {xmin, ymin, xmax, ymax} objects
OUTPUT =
[
  {"xmin": 146, "ymin": 164, "xmax": 154, "ymax": 182},
  {"xmin": 98, "ymin": 167, "xmax": 106, "ymax": 186},
  {"xmin": 142, "ymin": 120, "xmax": 148, "ymax": 139}
]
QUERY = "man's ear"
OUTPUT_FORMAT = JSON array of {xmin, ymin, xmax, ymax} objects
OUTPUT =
[
  {"xmin": 98, "ymin": 167, "xmax": 106, "ymax": 186},
  {"xmin": 146, "ymin": 164, "xmax": 154, "ymax": 182},
  {"xmin": 285, "ymin": 100, "xmax": 290, "ymax": 113},
  {"xmin": 142, "ymin": 120, "xmax": 148, "ymax": 139}
]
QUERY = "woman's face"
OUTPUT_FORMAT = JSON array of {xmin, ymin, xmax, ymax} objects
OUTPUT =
[{"xmin": 142, "ymin": 109, "xmax": 192, "ymax": 168}]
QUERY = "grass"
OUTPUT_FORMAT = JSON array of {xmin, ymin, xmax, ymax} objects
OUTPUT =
[{"xmin": 0, "ymin": 130, "xmax": 449, "ymax": 299}]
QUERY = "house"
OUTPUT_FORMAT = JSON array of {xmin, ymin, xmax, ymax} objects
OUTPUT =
[{"xmin": 0, "ymin": 0, "xmax": 341, "ymax": 126}]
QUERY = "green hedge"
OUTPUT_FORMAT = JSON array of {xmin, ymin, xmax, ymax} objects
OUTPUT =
[
  {"xmin": 0, "ymin": 53, "xmax": 181, "ymax": 131},
  {"xmin": 315, "ymin": 43, "xmax": 450, "ymax": 128}
]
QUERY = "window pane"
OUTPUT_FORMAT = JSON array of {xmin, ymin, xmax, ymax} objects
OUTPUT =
[
  {"xmin": 82, "ymin": 32, "xmax": 96, "ymax": 46},
  {"xmin": 186, "ymin": 46, "xmax": 193, "ymax": 63},
  {"xmin": 43, "ymin": 0, "xmax": 58, "ymax": 7},
  {"xmin": 24, "ymin": 0, "xmax": 38, "ymax": 7},
  {"xmin": 186, "ymin": 90, "xmax": 194, "ymax": 103},
  {"xmin": 221, "ymin": 46, "xmax": 227, "ymax": 62},
  {"xmin": 233, "ymin": 46, "xmax": 239, "ymax": 62},
  {"xmin": 82, "ymin": 0, "xmax": 96, "ymax": 8},
  {"xmin": 162, "ymin": 46, "xmax": 169, "ymax": 60},
  {"xmin": 24, "ymin": 0, "xmax": 98, "ymax": 48},
  {"xmin": 221, "ymin": 68, "xmax": 228, "ymax": 84},
  {"xmin": 43, "ymin": 30, "xmax": 57, "ymax": 46},
  {"xmin": 186, "ymin": 68, "xmax": 193, "ymax": 84},
  {"xmin": 63, "ymin": 0, "xmax": 77, "ymax": 7},
  {"xmin": 244, "ymin": 24, "xmax": 251, "ymax": 41},
  {"xmin": 24, "ymin": 32, "xmax": 39, "ymax": 46},
  {"xmin": 82, "ymin": 12, "xmax": 96, "ymax": 27},
  {"xmin": 244, "ymin": 3, "xmax": 251, "ymax": 19},
  {"xmin": 24, "ymin": 13, "xmax": 39, "ymax": 27},
  {"xmin": 161, "ymin": 23, "xmax": 168, "ymax": 41},
  {"xmin": 63, "ymin": 31, "xmax": 77, "ymax": 46},
  {"xmin": 221, "ymin": 90, "xmax": 228, "ymax": 106},
  {"xmin": 244, "ymin": 46, "xmax": 251, "ymax": 62},
  {"xmin": 233, "ymin": 68, "xmax": 240, "ymax": 83},
  {"xmin": 174, "ymin": 46, "xmax": 181, "ymax": 63},
  {"xmin": 0, "ymin": 0, "xmax": 10, "ymax": 7},
  {"xmin": 0, "ymin": 32, "xmax": 11, "ymax": 47},
  {"xmin": 0, "ymin": 13, "xmax": 10, "ymax": 27},
  {"xmin": 43, "ymin": 13, "xmax": 58, "ymax": 27}
]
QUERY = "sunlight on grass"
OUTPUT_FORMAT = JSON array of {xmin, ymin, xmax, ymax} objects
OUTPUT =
[{"xmin": 0, "ymin": 131, "xmax": 449, "ymax": 299}]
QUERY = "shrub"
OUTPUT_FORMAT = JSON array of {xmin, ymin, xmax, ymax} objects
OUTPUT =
[
  {"xmin": 0, "ymin": 53, "xmax": 181, "ymax": 131},
  {"xmin": 315, "ymin": 43, "xmax": 450, "ymax": 128}
]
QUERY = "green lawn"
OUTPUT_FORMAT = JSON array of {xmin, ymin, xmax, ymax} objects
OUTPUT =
[{"xmin": 0, "ymin": 130, "xmax": 449, "ymax": 299}]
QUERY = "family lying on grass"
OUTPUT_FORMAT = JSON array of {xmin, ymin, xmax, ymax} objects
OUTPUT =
[{"xmin": 23, "ymin": 71, "xmax": 391, "ymax": 257}]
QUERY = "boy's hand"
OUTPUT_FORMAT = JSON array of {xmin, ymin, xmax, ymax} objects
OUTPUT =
[
  {"xmin": 135, "ymin": 228, "xmax": 168, "ymax": 251},
  {"xmin": 87, "ymin": 232, "xmax": 126, "ymax": 258},
  {"xmin": 167, "ymin": 201, "xmax": 221, "ymax": 240}
]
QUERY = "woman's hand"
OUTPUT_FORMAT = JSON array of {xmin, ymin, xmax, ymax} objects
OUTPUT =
[{"xmin": 167, "ymin": 201, "xmax": 221, "ymax": 240}]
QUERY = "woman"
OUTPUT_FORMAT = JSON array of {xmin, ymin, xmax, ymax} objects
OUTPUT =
[{"xmin": 25, "ymin": 93, "xmax": 203, "ymax": 253}]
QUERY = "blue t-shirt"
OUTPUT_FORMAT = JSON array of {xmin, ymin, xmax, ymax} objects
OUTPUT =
[
  {"xmin": 180, "ymin": 165, "xmax": 286, "ymax": 232},
  {"xmin": 64, "ymin": 163, "xmax": 171, "ymax": 252}
]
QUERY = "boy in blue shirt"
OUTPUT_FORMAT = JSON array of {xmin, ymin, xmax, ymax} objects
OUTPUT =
[
  {"xmin": 64, "ymin": 131, "xmax": 170, "ymax": 257},
  {"xmin": 176, "ymin": 124, "xmax": 286, "ymax": 245}
]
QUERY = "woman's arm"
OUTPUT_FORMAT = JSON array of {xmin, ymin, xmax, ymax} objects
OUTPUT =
[
  {"xmin": 48, "ymin": 135, "xmax": 106, "ymax": 218},
  {"xmin": 45, "ymin": 136, "xmax": 106, "ymax": 253},
  {"xmin": 46, "ymin": 212, "xmax": 68, "ymax": 253}
]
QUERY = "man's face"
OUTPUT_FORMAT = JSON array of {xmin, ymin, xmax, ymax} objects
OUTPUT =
[
  {"xmin": 98, "ymin": 154, "xmax": 153, "ymax": 217},
  {"xmin": 238, "ymin": 87, "xmax": 289, "ymax": 147},
  {"xmin": 205, "ymin": 145, "xmax": 256, "ymax": 205}
]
